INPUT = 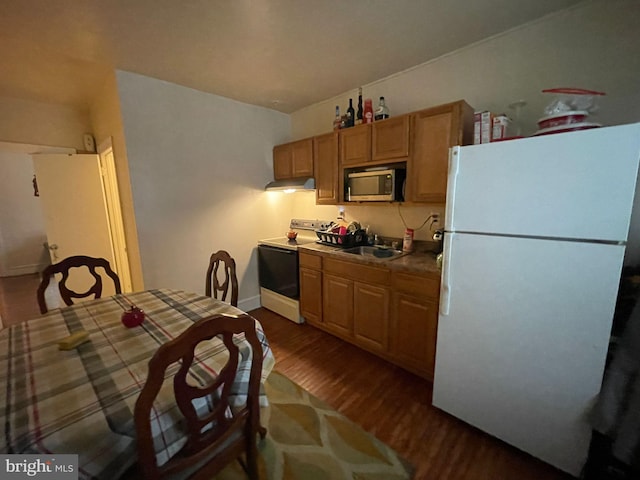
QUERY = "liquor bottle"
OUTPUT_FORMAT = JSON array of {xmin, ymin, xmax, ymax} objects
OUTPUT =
[
  {"xmin": 356, "ymin": 87, "xmax": 363, "ymax": 125},
  {"xmin": 333, "ymin": 105, "xmax": 341, "ymax": 130},
  {"xmin": 363, "ymin": 98, "xmax": 374, "ymax": 124},
  {"xmin": 346, "ymin": 99, "xmax": 355, "ymax": 128},
  {"xmin": 374, "ymin": 96, "xmax": 390, "ymax": 121}
]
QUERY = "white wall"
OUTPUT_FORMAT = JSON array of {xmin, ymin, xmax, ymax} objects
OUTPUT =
[
  {"xmin": 0, "ymin": 96, "xmax": 90, "ymax": 151},
  {"xmin": 291, "ymin": 0, "xmax": 640, "ymax": 139},
  {"xmin": 115, "ymin": 71, "xmax": 292, "ymax": 310},
  {"xmin": 90, "ymin": 72, "xmax": 144, "ymax": 291},
  {"xmin": 0, "ymin": 142, "xmax": 75, "ymax": 277},
  {"xmin": 288, "ymin": 0, "xmax": 640, "ymax": 257}
]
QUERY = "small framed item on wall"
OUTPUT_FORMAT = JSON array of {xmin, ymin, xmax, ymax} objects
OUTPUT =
[{"xmin": 83, "ymin": 133, "xmax": 96, "ymax": 153}]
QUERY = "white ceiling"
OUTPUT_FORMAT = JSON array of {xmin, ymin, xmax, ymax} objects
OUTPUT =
[{"xmin": 0, "ymin": 0, "xmax": 585, "ymax": 114}]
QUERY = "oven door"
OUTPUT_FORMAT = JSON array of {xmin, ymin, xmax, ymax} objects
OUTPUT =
[{"xmin": 258, "ymin": 245, "xmax": 299, "ymax": 298}]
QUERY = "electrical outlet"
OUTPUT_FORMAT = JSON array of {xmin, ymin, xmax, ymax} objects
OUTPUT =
[{"xmin": 431, "ymin": 212, "xmax": 440, "ymax": 226}]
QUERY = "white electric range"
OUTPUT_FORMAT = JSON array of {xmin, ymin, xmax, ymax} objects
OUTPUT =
[{"xmin": 258, "ymin": 219, "xmax": 331, "ymax": 323}]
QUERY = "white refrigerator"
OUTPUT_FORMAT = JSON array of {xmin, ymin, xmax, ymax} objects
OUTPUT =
[{"xmin": 432, "ymin": 122, "xmax": 640, "ymax": 476}]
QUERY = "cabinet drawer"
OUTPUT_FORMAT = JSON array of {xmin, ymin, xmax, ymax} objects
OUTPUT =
[
  {"xmin": 300, "ymin": 251, "xmax": 322, "ymax": 269},
  {"xmin": 324, "ymin": 257, "xmax": 390, "ymax": 285},
  {"xmin": 392, "ymin": 271, "xmax": 440, "ymax": 298}
]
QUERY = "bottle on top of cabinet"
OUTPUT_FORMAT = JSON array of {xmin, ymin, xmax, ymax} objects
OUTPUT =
[
  {"xmin": 346, "ymin": 99, "xmax": 355, "ymax": 127},
  {"xmin": 374, "ymin": 96, "xmax": 390, "ymax": 121},
  {"xmin": 363, "ymin": 98, "xmax": 374, "ymax": 124},
  {"xmin": 333, "ymin": 105, "xmax": 341, "ymax": 130},
  {"xmin": 356, "ymin": 87, "xmax": 363, "ymax": 125}
]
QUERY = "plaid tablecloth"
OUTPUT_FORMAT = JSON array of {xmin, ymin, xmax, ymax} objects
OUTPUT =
[{"xmin": 0, "ymin": 289, "xmax": 275, "ymax": 479}]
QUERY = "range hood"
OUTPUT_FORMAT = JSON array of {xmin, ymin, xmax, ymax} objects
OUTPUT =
[{"xmin": 264, "ymin": 177, "xmax": 315, "ymax": 192}]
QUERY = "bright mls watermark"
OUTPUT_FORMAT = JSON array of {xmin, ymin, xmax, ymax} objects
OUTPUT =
[{"xmin": 0, "ymin": 455, "xmax": 77, "ymax": 479}]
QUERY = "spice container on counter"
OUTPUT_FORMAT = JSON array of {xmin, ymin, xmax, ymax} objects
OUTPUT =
[{"xmin": 402, "ymin": 228, "xmax": 414, "ymax": 252}]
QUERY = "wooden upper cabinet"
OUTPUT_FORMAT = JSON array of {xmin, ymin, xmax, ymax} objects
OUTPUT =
[
  {"xmin": 273, "ymin": 144, "xmax": 292, "ymax": 180},
  {"xmin": 314, "ymin": 132, "xmax": 339, "ymax": 205},
  {"xmin": 291, "ymin": 138, "xmax": 314, "ymax": 178},
  {"xmin": 339, "ymin": 124, "xmax": 371, "ymax": 166},
  {"xmin": 273, "ymin": 138, "xmax": 313, "ymax": 180},
  {"xmin": 372, "ymin": 115, "xmax": 410, "ymax": 162},
  {"xmin": 407, "ymin": 100, "xmax": 473, "ymax": 203}
]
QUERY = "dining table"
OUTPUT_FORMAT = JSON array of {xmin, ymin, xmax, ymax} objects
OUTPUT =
[{"xmin": 0, "ymin": 288, "xmax": 275, "ymax": 479}]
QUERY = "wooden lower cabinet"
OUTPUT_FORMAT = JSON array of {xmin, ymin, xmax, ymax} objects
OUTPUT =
[
  {"xmin": 390, "ymin": 271, "xmax": 441, "ymax": 380},
  {"xmin": 299, "ymin": 252, "xmax": 323, "ymax": 326},
  {"xmin": 353, "ymin": 282, "xmax": 390, "ymax": 353},
  {"xmin": 299, "ymin": 251, "xmax": 440, "ymax": 381},
  {"xmin": 299, "ymin": 266, "xmax": 322, "ymax": 325},
  {"xmin": 391, "ymin": 292, "xmax": 439, "ymax": 380},
  {"xmin": 323, "ymin": 273, "xmax": 354, "ymax": 337}
]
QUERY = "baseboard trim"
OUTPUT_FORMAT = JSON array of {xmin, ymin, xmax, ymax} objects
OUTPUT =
[{"xmin": 4, "ymin": 263, "xmax": 46, "ymax": 277}]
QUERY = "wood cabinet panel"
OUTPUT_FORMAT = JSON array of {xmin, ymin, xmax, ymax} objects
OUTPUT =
[
  {"xmin": 299, "ymin": 251, "xmax": 322, "ymax": 269},
  {"xmin": 314, "ymin": 132, "xmax": 339, "ymax": 204},
  {"xmin": 340, "ymin": 124, "xmax": 371, "ymax": 166},
  {"xmin": 372, "ymin": 116, "xmax": 410, "ymax": 161},
  {"xmin": 324, "ymin": 257, "xmax": 390, "ymax": 285},
  {"xmin": 273, "ymin": 144, "xmax": 292, "ymax": 180},
  {"xmin": 291, "ymin": 138, "xmax": 314, "ymax": 177},
  {"xmin": 300, "ymin": 267, "xmax": 322, "ymax": 325},
  {"xmin": 353, "ymin": 282, "xmax": 390, "ymax": 352},
  {"xmin": 391, "ymin": 293, "xmax": 439, "ymax": 380},
  {"xmin": 323, "ymin": 274, "xmax": 354, "ymax": 337},
  {"xmin": 303, "ymin": 254, "xmax": 440, "ymax": 381},
  {"xmin": 273, "ymin": 138, "xmax": 313, "ymax": 180},
  {"xmin": 407, "ymin": 100, "xmax": 473, "ymax": 203},
  {"xmin": 392, "ymin": 271, "xmax": 440, "ymax": 298}
]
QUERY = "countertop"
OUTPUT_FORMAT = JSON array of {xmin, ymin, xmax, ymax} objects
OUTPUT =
[{"xmin": 298, "ymin": 241, "xmax": 442, "ymax": 276}]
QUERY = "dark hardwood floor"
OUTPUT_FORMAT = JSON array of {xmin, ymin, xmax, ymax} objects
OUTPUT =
[
  {"xmin": 0, "ymin": 275, "xmax": 576, "ymax": 479},
  {"xmin": 0, "ymin": 273, "xmax": 42, "ymax": 327}
]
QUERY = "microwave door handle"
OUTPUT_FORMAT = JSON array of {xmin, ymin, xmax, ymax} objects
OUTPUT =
[{"xmin": 348, "ymin": 186, "xmax": 351, "ymax": 201}]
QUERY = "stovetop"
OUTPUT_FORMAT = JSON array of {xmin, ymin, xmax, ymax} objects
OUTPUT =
[{"xmin": 258, "ymin": 218, "xmax": 332, "ymax": 251}]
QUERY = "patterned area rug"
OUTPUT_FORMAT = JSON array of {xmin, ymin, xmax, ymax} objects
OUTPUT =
[{"xmin": 215, "ymin": 371, "xmax": 414, "ymax": 479}]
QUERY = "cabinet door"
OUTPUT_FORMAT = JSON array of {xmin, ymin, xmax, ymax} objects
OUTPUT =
[
  {"xmin": 273, "ymin": 144, "xmax": 292, "ymax": 180},
  {"xmin": 372, "ymin": 116, "xmax": 410, "ymax": 162},
  {"xmin": 323, "ymin": 273, "xmax": 353, "ymax": 337},
  {"xmin": 353, "ymin": 282, "xmax": 390, "ymax": 353},
  {"xmin": 391, "ymin": 292, "xmax": 439, "ymax": 380},
  {"xmin": 300, "ymin": 267, "xmax": 322, "ymax": 325},
  {"xmin": 314, "ymin": 132, "xmax": 339, "ymax": 204},
  {"xmin": 291, "ymin": 138, "xmax": 314, "ymax": 177},
  {"xmin": 408, "ymin": 101, "xmax": 472, "ymax": 203},
  {"xmin": 340, "ymin": 124, "xmax": 371, "ymax": 166}
]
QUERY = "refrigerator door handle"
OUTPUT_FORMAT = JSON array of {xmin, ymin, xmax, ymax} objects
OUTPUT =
[
  {"xmin": 440, "ymin": 232, "xmax": 453, "ymax": 316},
  {"xmin": 445, "ymin": 147, "xmax": 460, "ymax": 230}
]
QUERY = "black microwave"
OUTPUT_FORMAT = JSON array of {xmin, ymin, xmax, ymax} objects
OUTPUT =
[{"xmin": 346, "ymin": 168, "xmax": 406, "ymax": 201}]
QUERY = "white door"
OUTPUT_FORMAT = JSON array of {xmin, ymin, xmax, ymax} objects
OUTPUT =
[
  {"xmin": 32, "ymin": 153, "xmax": 118, "ymax": 296},
  {"xmin": 434, "ymin": 231, "xmax": 624, "ymax": 475}
]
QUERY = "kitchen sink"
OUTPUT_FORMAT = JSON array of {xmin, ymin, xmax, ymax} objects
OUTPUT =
[{"xmin": 341, "ymin": 245, "xmax": 408, "ymax": 260}]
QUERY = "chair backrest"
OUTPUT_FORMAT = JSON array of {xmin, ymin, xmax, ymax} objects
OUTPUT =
[
  {"xmin": 134, "ymin": 313, "xmax": 263, "ymax": 480},
  {"xmin": 36, "ymin": 255, "xmax": 122, "ymax": 314},
  {"xmin": 205, "ymin": 250, "xmax": 239, "ymax": 307}
]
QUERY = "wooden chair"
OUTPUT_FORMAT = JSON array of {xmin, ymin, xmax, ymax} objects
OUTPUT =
[
  {"xmin": 205, "ymin": 250, "xmax": 239, "ymax": 307},
  {"xmin": 36, "ymin": 255, "xmax": 122, "ymax": 314},
  {"xmin": 134, "ymin": 313, "xmax": 264, "ymax": 480}
]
